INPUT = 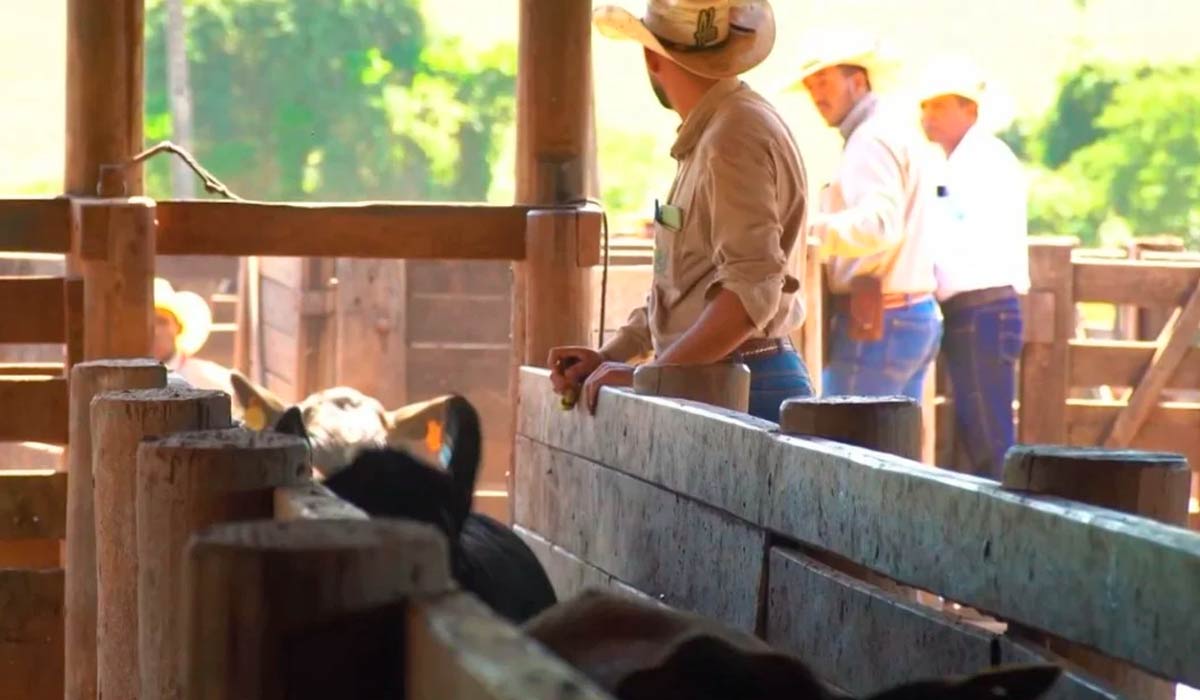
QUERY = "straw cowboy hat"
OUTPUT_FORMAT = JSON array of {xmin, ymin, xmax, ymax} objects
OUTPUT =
[
  {"xmin": 154, "ymin": 277, "xmax": 212, "ymax": 356},
  {"xmin": 914, "ymin": 54, "xmax": 1016, "ymax": 132},
  {"xmin": 593, "ymin": 0, "xmax": 776, "ymax": 79},
  {"xmin": 786, "ymin": 28, "xmax": 901, "ymax": 92}
]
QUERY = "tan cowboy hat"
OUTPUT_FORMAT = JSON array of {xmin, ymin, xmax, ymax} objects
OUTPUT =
[
  {"xmin": 154, "ymin": 277, "xmax": 212, "ymax": 356},
  {"xmin": 914, "ymin": 53, "xmax": 1016, "ymax": 132},
  {"xmin": 593, "ymin": 0, "xmax": 776, "ymax": 79},
  {"xmin": 785, "ymin": 28, "xmax": 901, "ymax": 92}
]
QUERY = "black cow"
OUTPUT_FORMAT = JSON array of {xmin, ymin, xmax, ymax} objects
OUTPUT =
[{"xmin": 274, "ymin": 394, "xmax": 557, "ymax": 624}]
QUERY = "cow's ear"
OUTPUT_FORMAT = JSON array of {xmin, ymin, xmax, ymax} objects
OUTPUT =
[
  {"xmin": 383, "ymin": 395, "xmax": 451, "ymax": 447},
  {"xmin": 616, "ymin": 635, "xmax": 832, "ymax": 700},
  {"xmin": 866, "ymin": 665, "xmax": 1061, "ymax": 700},
  {"xmin": 229, "ymin": 371, "xmax": 285, "ymax": 430},
  {"xmin": 272, "ymin": 406, "xmax": 309, "ymax": 441}
]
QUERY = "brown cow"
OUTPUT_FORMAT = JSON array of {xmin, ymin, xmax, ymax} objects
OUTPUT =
[{"xmin": 525, "ymin": 589, "xmax": 1061, "ymax": 700}]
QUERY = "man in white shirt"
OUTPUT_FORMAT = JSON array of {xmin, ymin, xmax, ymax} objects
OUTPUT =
[
  {"xmin": 919, "ymin": 57, "xmax": 1029, "ymax": 478},
  {"xmin": 791, "ymin": 31, "xmax": 943, "ymax": 401}
]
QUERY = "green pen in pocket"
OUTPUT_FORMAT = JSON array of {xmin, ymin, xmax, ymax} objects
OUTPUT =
[{"xmin": 654, "ymin": 198, "xmax": 683, "ymax": 231}]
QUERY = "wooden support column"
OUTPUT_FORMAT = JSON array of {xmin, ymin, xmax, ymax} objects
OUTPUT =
[
  {"xmin": 633, "ymin": 363, "xmax": 752, "ymax": 413},
  {"xmin": 510, "ymin": 0, "xmax": 595, "ymax": 519},
  {"xmin": 780, "ymin": 396, "xmax": 923, "ymax": 462},
  {"xmin": 91, "ymin": 387, "xmax": 232, "ymax": 700},
  {"xmin": 799, "ymin": 237, "xmax": 824, "ymax": 395},
  {"xmin": 137, "ymin": 429, "xmax": 310, "ymax": 700},
  {"xmin": 73, "ymin": 199, "xmax": 157, "ymax": 359},
  {"xmin": 181, "ymin": 520, "xmax": 451, "ymax": 699},
  {"xmin": 522, "ymin": 208, "xmax": 600, "ymax": 367},
  {"xmin": 1003, "ymin": 445, "xmax": 1190, "ymax": 699},
  {"xmin": 65, "ymin": 0, "xmax": 144, "ymax": 275},
  {"xmin": 1019, "ymin": 238, "xmax": 1077, "ymax": 444},
  {"xmin": 64, "ymin": 359, "xmax": 166, "ymax": 700}
]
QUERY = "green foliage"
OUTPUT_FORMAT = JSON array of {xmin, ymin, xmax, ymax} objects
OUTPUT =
[
  {"xmin": 1021, "ymin": 61, "xmax": 1200, "ymax": 244},
  {"xmin": 597, "ymin": 130, "xmax": 674, "ymax": 231},
  {"xmin": 144, "ymin": 0, "xmax": 515, "ymax": 202}
]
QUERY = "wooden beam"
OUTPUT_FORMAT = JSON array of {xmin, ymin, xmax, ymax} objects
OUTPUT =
[
  {"xmin": 1020, "ymin": 240, "xmax": 1076, "ymax": 443},
  {"xmin": 0, "ymin": 198, "xmax": 72, "ymax": 254},
  {"xmin": 1074, "ymin": 258, "xmax": 1200, "ymax": 307},
  {"xmin": 1103, "ymin": 277, "xmax": 1200, "ymax": 447},
  {"xmin": 516, "ymin": 368, "xmax": 1200, "ymax": 685},
  {"xmin": 407, "ymin": 593, "xmax": 614, "ymax": 700},
  {"xmin": 0, "ymin": 569, "xmax": 64, "ymax": 700},
  {"xmin": 514, "ymin": 525, "xmax": 668, "ymax": 606},
  {"xmin": 0, "ymin": 470, "xmax": 67, "ymax": 540},
  {"xmin": 767, "ymin": 548, "xmax": 1116, "ymax": 700},
  {"xmin": 514, "ymin": 436, "xmax": 764, "ymax": 632},
  {"xmin": 0, "ymin": 539, "xmax": 60, "ymax": 569},
  {"xmin": 1066, "ymin": 400, "xmax": 1200, "ymax": 476},
  {"xmin": 74, "ymin": 199, "xmax": 156, "ymax": 359},
  {"xmin": 155, "ymin": 200, "xmax": 530, "ymax": 259},
  {"xmin": 1071, "ymin": 340, "xmax": 1200, "ymax": 389},
  {"xmin": 0, "ymin": 363, "xmax": 65, "ymax": 376},
  {"xmin": 0, "ymin": 277, "xmax": 66, "ymax": 343},
  {"xmin": 273, "ymin": 482, "xmax": 368, "ymax": 522},
  {"xmin": 0, "ymin": 377, "xmax": 68, "ymax": 444}
]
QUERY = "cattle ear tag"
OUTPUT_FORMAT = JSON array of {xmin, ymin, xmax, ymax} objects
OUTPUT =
[{"xmin": 244, "ymin": 403, "xmax": 266, "ymax": 431}]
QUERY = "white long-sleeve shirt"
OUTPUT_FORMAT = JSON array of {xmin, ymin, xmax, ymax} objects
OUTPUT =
[
  {"xmin": 815, "ymin": 94, "xmax": 942, "ymax": 295},
  {"xmin": 933, "ymin": 125, "xmax": 1030, "ymax": 301}
]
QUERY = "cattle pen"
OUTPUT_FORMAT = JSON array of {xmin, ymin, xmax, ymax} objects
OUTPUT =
[{"xmin": 1, "ymin": 1, "xmax": 1200, "ymax": 698}]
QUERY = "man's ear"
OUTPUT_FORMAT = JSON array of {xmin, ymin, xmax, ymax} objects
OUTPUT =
[{"xmin": 229, "ymin": 370, "xmax": 286, "ymax": 430}]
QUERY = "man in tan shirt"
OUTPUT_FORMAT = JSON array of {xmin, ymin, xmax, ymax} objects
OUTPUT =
[
  {"xmin": 548, "ymin": 0, "xmax": 812, "ymax": 422},
  {"xmin": 791, "ymin": 31, "xmax": 943, "ymax": 401}
]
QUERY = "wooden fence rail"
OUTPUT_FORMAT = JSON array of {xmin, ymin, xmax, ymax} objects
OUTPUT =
[{"xmin": 513, "ymin": 367, "xmax": 1200, "ymax": 696}]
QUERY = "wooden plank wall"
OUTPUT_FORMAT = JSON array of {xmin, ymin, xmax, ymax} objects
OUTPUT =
[{"xmin": 513, "ymin": 367, "xmax": 1200, "ymax": 697}]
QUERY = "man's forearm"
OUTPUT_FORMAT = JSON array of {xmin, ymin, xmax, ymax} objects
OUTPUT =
[{"xmin": 654, "ymin": 289, "xmax": 757, "ymax": 365}]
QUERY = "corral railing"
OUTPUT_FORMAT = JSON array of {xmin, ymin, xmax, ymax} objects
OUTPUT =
[{"xmin": 513, "ymin": 367, "xmax": 1200, "ymax": 698}]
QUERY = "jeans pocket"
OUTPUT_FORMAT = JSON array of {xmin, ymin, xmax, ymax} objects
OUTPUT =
[{"xmin": 884, "ymin": 315, "xmax": 939, "ymax": 378}]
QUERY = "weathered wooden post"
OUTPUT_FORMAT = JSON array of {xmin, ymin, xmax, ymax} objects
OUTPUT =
[
  {"xmin": 780, "ymin": 396, "xmax": 923, "ymax": 462},
  {"xmin": 633, "ymin": 364, "xmax": 752, "ymax": 413},
  {"xmin": 64, "ymin": 359, "xmax": 166, "ymax": 700},
  {"xmin": 92, "ymin": 387, "xmax": 232, "ymax": 700},
  {"xmin": 73, "ymin": 198, "xmax": 157, "ymax": 359},
  {"xmin": 137, "ymin": 429, "xmax": 311, "ymax": 700},
  {"xmin": 181, "ymin": 519, "xmax": 452, "ymax": 700},
  {"xmin": 523, "ymin": 208, "xmax": 601, "ymax": 365},
  {"xmin": 1003, "ymin": 445, "xmax": 1191, "ymax": 699},
  {"xmin": 509, "ymin": 0, "xmax": 595, "ymax": 518},
  {"xmin": 1019, "ymin": 237, "xmax": 1078, "ymax": 445}
]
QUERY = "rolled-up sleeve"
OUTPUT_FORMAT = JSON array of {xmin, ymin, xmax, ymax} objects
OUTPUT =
[
  {"xmin": 702, "ymin": 148, "xmax": 787, "ymax": 331},
  {"xmin": 601, "ymin": 300, "xmax": 653, "ymax": 362},
  {"xmin": 820, "ymin": 134, "xmax": 906, "ymax": 258}
]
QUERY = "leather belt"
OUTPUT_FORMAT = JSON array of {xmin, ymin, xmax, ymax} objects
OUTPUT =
[
  {"xmin": 724, "ymin": 336, "xmax": 795, "ymax": 362},
  {"xmin": 939, "ymin": 286, "xmax": 1018, "ymax": 318},
  {"xmin": 832, "ymin": 292, "xmax": 933, "ymax": 314}
]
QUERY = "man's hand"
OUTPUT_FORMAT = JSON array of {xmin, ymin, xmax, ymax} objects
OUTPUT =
[
  {"xmin": 547, "ymin": 347, "xmax": 603, "ymax": 395},
  {"xmin": 583, "ymin": 362, "xmax": 634, "ymax": 415}
]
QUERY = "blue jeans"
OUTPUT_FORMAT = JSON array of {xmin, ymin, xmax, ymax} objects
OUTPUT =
[
  {"xmin": 942, "ymin": 294, "xmax": 1023, "ymax": 479},
  {"xmin": 744, "ymin": 350, "xmax": 814, "ymax": 423},
  {"xmin": 823, "ymin": 299, "xmax": 943, "ymax": 402}
]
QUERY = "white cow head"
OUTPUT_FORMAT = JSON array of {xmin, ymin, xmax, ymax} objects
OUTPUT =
[{"xmin": 230, "ymin": 371, "xmax": 450, "ymax": 476}]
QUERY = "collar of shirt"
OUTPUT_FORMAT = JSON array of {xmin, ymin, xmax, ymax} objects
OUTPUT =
[
  {"xmin": 947, "ymin": 123, "xmax": 987, "ymax": 165},
  {"xmin": 670, "ymin": 77, "xmax": 743, "ymax": 161},
  {"xmin": 837, "ymin": 92, "xmax": 878, "ymax": 142}
]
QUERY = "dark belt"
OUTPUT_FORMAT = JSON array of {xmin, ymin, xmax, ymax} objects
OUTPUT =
[
  {"xmin": 940, "ymin": 286, "xmax": 1018, "ymax": 318},
  {"xmin": 724, "ymin": 337, "xmax": 795, "ymax": 362},
  {"xmin": 831, "ymin": 291, "xmax": 933, "ymax": 314}
]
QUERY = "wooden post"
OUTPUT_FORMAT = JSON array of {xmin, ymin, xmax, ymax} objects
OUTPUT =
[
  {"xmin": 800, "ymin": 237, "xmax": 824, "ymax": 395},
  {"xmin": 64, "ymin": 359, "xmax": 166, "ymax": 700},
  {"xmin": 92, "ymin": 387, "xmax": 232, "ymax": 700},
  {"xmin": 633, "ymin": 363, "xmax": 752, "ymax": 414},
  {"xmin": 74, "ymin": 199, "xmax": 157, "ymax": 359},
  {"xmin": 182, "ymin": 520, "xmax": 452, "ymax": 700},
  {"xmin": 1002, "ymin": 445, "xmax": 1190, "ymax": 699},
  {"xmin": 137, "ymin": 429, "xmax": 311, "ymax": 700},
  {"xmin": 1019, "ymin": 238, "xmax": 1077, "ymax": 444},
  {"xmin": 522, "ymin": 208, "xmax": 600, "ymax": 366},
  {"xmin": 780, "ymin": 396, "xmax": 923, "ymax": 462},
  {"xmin": 510, "ymin": 0, "xmax": 595, "ymax": 520}
]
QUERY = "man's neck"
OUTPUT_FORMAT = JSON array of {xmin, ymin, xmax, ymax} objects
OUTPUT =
[
  {"xmin": 837, "ymin": 91, "xmax": 877, "ymax": 141},
  {"xmin": 671, "ymin": 77, "xmax": 721, "ymax": 121}
]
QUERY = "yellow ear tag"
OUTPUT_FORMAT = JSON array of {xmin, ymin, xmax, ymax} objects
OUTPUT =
[
  {"xmin": 244, "ymin": 403, "xmax": 265, "ymax": 431},
  {"xmin": 425, "ymin": 420, "xmax": 443, "ymax": 455}
]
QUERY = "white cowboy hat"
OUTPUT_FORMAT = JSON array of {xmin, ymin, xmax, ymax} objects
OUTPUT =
[
  {"xmin": 593, "ymin": 0, "xmax": 776, "ymax": 80},
  {"xmin": 154, "ymin": 277, "xmax": 212, "ymax": 357},
  {"xmin": 785, "ymin": 28, "xmax": 901, "ymax": 92},
  {"xmin": 914, "ymin": 54, "xmax": 1016, "ymax": 132}
]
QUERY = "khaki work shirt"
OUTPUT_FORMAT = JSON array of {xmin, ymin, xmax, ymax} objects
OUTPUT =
[
  {"xmin": 817, "ymin": 94, "xmax": 941, "ymax": 295},
  {"xmin": 605, "ymin": 79, "xmax": 808, "ymax": 361}
]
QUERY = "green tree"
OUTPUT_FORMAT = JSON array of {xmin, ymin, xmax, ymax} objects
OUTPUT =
[{"xmin": 143, "ymin": 0, "xmax": 515, "ymax": 202}]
